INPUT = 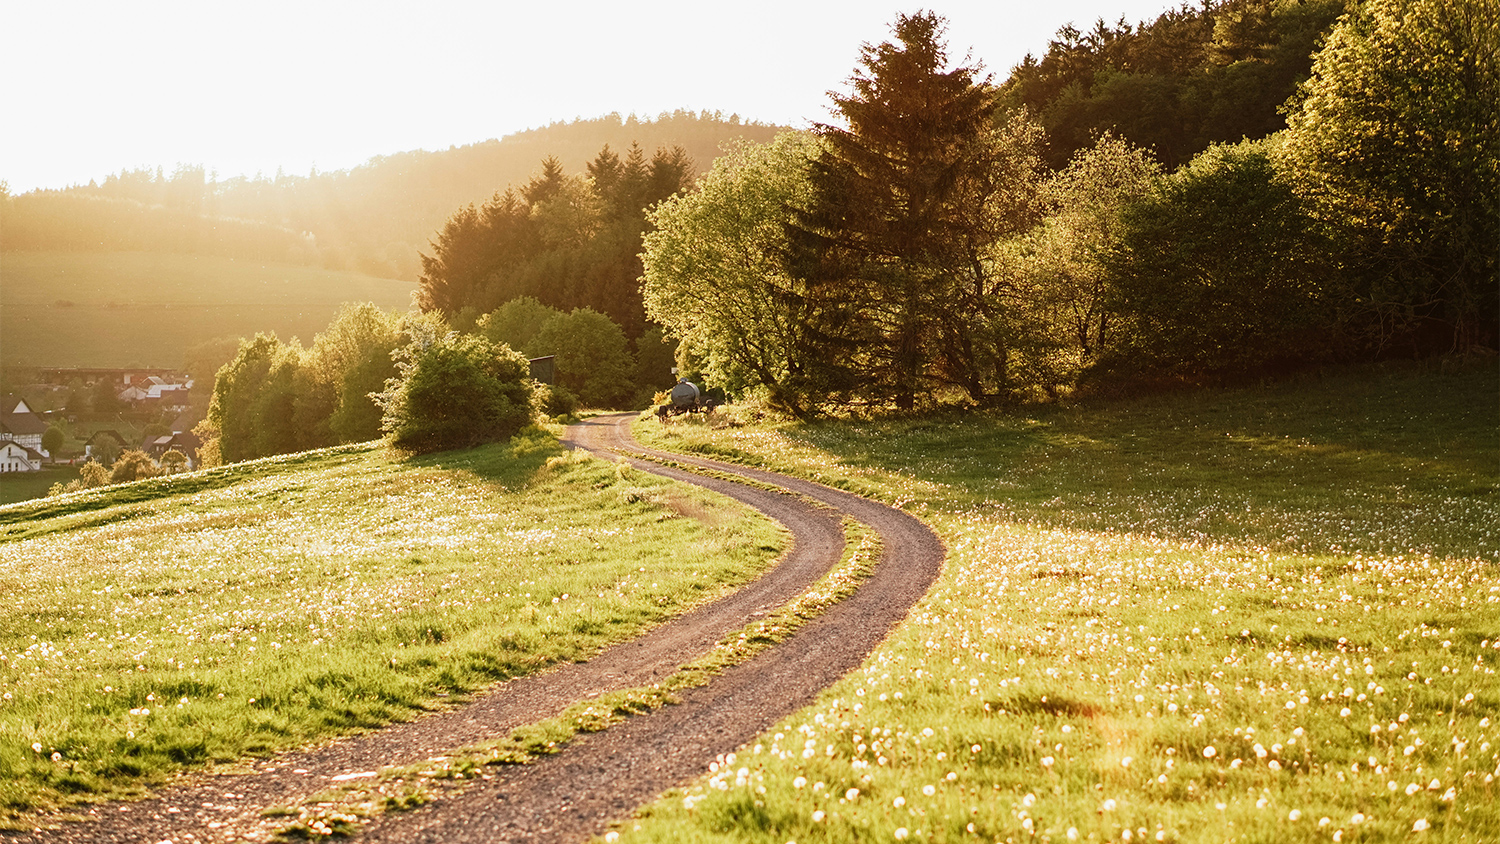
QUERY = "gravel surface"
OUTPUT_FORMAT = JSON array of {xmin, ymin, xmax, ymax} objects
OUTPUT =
[{"xmin": 7, "ymin": 414, "xmax": 943, "ymax": 844}]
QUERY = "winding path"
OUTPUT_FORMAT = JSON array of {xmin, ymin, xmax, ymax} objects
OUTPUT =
[{"xmin": 10, "ymin": 414, "xmax": 942, "ymax": 844}]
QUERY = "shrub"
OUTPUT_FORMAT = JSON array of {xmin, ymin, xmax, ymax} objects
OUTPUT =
[
  {"xmin": 110, "ymin": 450, "xmax": 160, "ymax": 483},
  {"xmin": 377, "ymin": 329, "xmax": 535, "ymax": 453},
  {"xmin": 46, "ymin": 460, "xmax": 110, "ymax": 496}
]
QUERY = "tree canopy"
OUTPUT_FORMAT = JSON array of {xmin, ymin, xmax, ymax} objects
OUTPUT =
[
  {"xmin": 789, "ymin": 12, "xmax": 1045, "ymax": 409},
  {"xmin": 643, "ymin": 132, "xmax": 823, "ymax": 414},
  {"xmin": 1001, "ymin": 0, "xmax": 1348, "ymax": 169},
  {"xmin": 1278, "ymin": 0, "xmax": 1499, "ymax": 353},
  {"xmin": 415, "ymin": 143, "xmax": 695, "ymax": 339}
]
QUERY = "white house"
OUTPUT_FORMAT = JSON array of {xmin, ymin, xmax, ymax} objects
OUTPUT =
[
  {"xmin": 0, "ymin": 396, "xmax": 49, "ymax": 468},
  {"xmin": 0, "ymin": 440, "xmax": 44, "ymax": 472}
]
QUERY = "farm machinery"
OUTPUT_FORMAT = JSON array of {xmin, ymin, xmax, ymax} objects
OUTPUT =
[{"xmin": 655, "ymin": 380, "xmax": 717, "ymax": 420}]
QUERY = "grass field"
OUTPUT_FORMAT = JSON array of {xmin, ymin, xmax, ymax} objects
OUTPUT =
[
  {"xmin": 0, "ymin": 251, "xmax": 415, "ymax": 368},
  {"xmin": 0, "ymin": 429, "xmax": 784, "ymax": 822},
  {"xmin": 0, "ymin": 467, "xmax": 79, "ymax": 507},
  {"xmin": 622, "ymin": 360, "xmax": 1500, "ymax": 842}
]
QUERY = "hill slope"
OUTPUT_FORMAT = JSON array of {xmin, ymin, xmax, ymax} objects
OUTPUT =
[
  {"xmin": 17, "ymin": 112, "xmax": 785, "ymax": 281},
  {"xmin": 0, "ymin": 251, "xmax": 414, "ymax": 368}
]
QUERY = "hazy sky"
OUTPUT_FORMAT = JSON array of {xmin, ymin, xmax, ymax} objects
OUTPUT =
[{"xmin": 2, "ymin": 0, "xmax": 1178, "ymax": 194}]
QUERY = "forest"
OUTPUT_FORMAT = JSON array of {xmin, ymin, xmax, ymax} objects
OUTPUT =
[
  {"xmin": 59, "ymin": 0, "xmax": 1496, "ymax": 466},
  {"xmin": 636, "ymin": 0, "xmax": 1496, "ymax": 416}
]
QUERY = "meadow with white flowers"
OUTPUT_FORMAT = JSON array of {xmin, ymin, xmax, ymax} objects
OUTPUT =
[
  {"xmin": 0, "ymin": 427, "xmax": 784, "ymax": 823},
  {"xmin": 624, "ymin": 361, "xmax": 1498, "ymax": 842}
]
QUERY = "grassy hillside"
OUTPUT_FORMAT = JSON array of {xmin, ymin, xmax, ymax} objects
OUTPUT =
[
  {"xmin": 0, "ymin": 251, "xmax": 414, "ymax": 367},
  {"xmin": 623, "ymin": 361, "xmax": 1499, "ymax": 842},
  {"xmin": 0, "ymin": 430, "xmax": 783, "ymax": 820}
]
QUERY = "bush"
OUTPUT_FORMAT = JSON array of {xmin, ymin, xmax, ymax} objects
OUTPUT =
[
  {"xmin": 525, "ymin": 308, "xmax": 636, "ymax": 409},
  {"xmin": 377, "ymin": 330, "xmax": 536, "ymax": 453},
  {"xmin": 110, "ymin": 450, "xmax": 160, "ymax": 483},
  {"xmin": 46, "ymin": 460, "xmax": 110, "ymax": 496},
  {"xmin": 534, "ymin": 383, "xmax": 580, "ymax": 418}
]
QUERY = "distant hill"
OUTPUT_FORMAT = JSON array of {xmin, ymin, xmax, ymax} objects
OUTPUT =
[
  {"xmin": 8, "ymin": 111, "xmax": 785, "ymax": 281},
  {"xmin": 1, "ymin": 252, "xmax": 414, "ymax": 368}
]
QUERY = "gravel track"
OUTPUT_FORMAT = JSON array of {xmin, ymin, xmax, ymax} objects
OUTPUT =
[{"xmin": 8, "ymin": 414, "xmax": 943, "ymax": 844}]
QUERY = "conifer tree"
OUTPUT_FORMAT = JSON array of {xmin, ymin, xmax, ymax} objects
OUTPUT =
[{"xmin": 790, "ymin": 11, "xmax": 1042, "ymax": 408}]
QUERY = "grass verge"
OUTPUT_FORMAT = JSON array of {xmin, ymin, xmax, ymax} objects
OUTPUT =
[
  {"xmin": 244, "ymin": 519, "xmax": 878, "ymax": 842},
  {"xmin": 615, "ymin": 360, "xmax": 1499, "ymax": 843},
  {"xmin": 0, "ymin": 428, "xmax": 785, "ymax": 825}
]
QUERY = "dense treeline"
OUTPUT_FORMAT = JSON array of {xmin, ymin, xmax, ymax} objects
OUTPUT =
[
  {"xmin": 417, "ymin": 143, "xmax": 694, "ymax": 339},
  {"xmin": 198, "ymin": 296, "xmax": 677, "ymax": 464},
  {"xmin": 194, "ymin": 0, "xmax": 1498, "ymax": 458},
  {"xmin": 16, "ymin": 112, "xmax": 778, "ymax": 280},
  {"xmin": 1002, "ymin": 0, "xmax": 1348, "ymax": 168},
  {"xmin": 642, "ymin": 3, "xmax": 1497, "ymax": 416}
]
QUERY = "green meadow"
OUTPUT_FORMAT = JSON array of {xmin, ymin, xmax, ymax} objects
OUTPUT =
[
  {"xmin": 621, "ymin": 361, "xmax": 1499, "ymax": 843},
  {"xmin": 0, "ymin": 429, "xmax": 784, "ymax": 822},
  {"xmin": 0, "ymin": 251, "xmax": 414, "ymax": 368}
]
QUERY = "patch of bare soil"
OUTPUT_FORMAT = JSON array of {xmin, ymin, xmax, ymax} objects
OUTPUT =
[{"xmin": 6, "ymin": 414, "xmax": 942, "ymax": 844}]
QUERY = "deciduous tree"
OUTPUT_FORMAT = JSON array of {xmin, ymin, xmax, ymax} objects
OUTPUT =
[
  {"xmin": 643, "ymin": 132, "xmax": 822, "ymax": 414},
  {"xmin": 525, "ymin": 309, "xmax": 636, "ymax": 409},
  {"xmin": 1278, "ymin": 0, "xmax": 1499, "ymax": 352},
  {"xmin": 1101, "ymin": 138, "xmax": 1333, "ymax": 376}
]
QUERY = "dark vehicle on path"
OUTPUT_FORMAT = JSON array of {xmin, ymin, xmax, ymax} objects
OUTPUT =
[{"xmin": 655, "ymin": 380, "xmax": 717, "ymax": 420}]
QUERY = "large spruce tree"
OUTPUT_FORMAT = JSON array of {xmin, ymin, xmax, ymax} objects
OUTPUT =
[{"xmin": 790, "ymin": 11, "xmax": 1041, "ymax": 409}]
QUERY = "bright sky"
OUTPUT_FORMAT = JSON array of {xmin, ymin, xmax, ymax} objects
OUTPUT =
[{"xmin": 1, "ymin": 0, "xmax": 1177, "ymax": 194}]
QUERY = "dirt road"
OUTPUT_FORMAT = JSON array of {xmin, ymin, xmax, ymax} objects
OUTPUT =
[{"xmin": 10, "ymin": 414, "xmax": 942, "ymax": 844}]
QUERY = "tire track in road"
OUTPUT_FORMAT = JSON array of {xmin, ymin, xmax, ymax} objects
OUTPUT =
[{"xmin": 358, "ymin": 414, "xmax": 944, "ymax": 844}]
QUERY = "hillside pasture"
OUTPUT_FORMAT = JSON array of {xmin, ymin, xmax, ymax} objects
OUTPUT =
[
  {"xmin": 0, "ymin": 431, "xmax": 784, "ymax": 822},
  {"xmin": 0, "ymin": 251, "xmax": 415, "ymax": 368},
  {"xmin": 623, "ymin": 361, "xmax": 1500, "ymax": 842}
]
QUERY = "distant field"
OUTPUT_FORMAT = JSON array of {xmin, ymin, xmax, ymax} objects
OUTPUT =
[{"xmin": 0, "ymin": 251, "xmax": 415, "ymax": 367}]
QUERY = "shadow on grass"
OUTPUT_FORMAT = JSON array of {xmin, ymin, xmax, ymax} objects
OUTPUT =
[
  {"xmin": 0, "ymin": 443, "xmax": 379, "ymax": 532},
  {"xmin": 403, "ymin": 426, "xmax": 565, "ymax": 490},
  {"xmin": 776, "ymin": 361, "xmax": 1497, "ymax": 555}
]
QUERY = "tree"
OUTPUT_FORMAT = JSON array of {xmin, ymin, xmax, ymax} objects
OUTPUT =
[
  {"xmin": 110, "ymin": 450, "xmax": 160, "ymax": 483},
  {"xmin": 997, "ymin": 135, "xmax": 1161, "ymax": 394},
  {"xmin": 89, "ymin": 435, "xmax": 121, "ymax": 469},
  {"xmin": 476, "ymin": 297, "xmax": 563, "ymax": 351},
  {"xmin": 205, "ymin": 334, "xmax": 301, "ymax": 464},
  {"xmin": 160, "ymin": 449, "xmax": 190, "ymax": 474},
  {"xmin": 303, "ymin": 303, "xmax": 405, "ymax": 444},
  {"xmin": 41, "ymin": 425, "xmax": 65, "ymax": 459},
  {"xmin": 1278, "ymin": 0, "xmax": 1499, "ymax": 353},
  {"xmin": 90, "ymin": 376, "xmax": 124, "ymax": 414},
  {"xmin": 376, "ymin": 328, "xmax": 535, "ymax": 453},
  {"xmin": 643, "ymin": 132, "xmax": 823, "ymax": 413},
  {"xmin": 1100, "ymin": 138, "xmax": 1333, "ymax": 376},
  {"xmin": 632, "ymin": 325, "xmax": 679, "ymax": 401},
  {"xmin": 790, "ymin": 12, "xmax": 1044, "ymax": 409},
  {"xmin": 525, "ymin": 309, "xmax": 636, "ymax": 409}
]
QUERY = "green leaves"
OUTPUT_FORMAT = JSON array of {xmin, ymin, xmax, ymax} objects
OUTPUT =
[
  {"xmin": 377, "ymin": 331, "xmax": 534, "ymax": 454},
  {"xmin": 1279, "ymin": 0, "xmax": 1500, "ymax": 351}
]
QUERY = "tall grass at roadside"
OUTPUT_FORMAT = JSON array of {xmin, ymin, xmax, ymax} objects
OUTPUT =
[
  {"xmin": 0, "ymin": 429, "xmax": 784, "ymax": 822},
  {"xmin": 619, "ymin": 361, "xmax": 1499, "ymax": 842}
]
